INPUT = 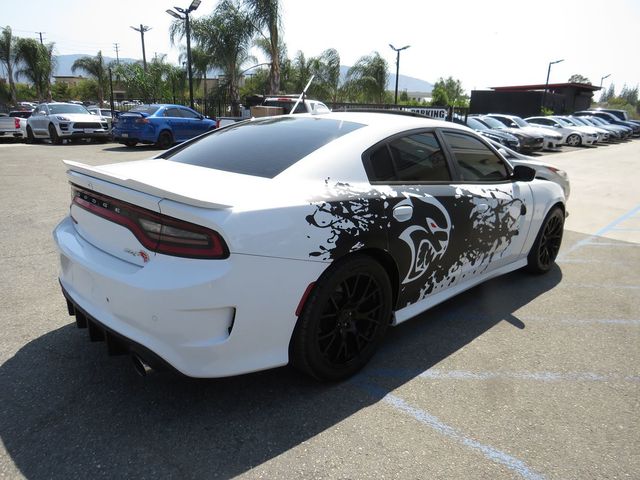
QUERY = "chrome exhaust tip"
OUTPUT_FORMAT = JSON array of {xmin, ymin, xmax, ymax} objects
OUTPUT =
[{"xmin": 131, "ymin": 354, "xmax": 153, "ymax": 377}]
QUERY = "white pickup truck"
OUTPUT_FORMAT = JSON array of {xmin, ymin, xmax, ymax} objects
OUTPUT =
[{"xmin": 0, "ymin": 111, "xmax": 30, "ymax": 141}]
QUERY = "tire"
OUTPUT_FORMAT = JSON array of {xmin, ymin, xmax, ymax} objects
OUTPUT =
[
  {"xmin": 566, "ymin": 133, "xmax": 581, "ymax": 147},
  {"xmin": 124, "ymin": 140, "xmax": 137, "ymax": 148},
  {"xmin": 26, "ymin": 126, "xmax": 38, "ymax": 144},
  {"xmin": 48, "ymin": 124, "xmax": 62, "ymax": 145},
  {"xmin": 156, "ymin": 131, "xmax": 173, "ymax": 149},
  {"xmin": 526, "ymin": 207, "xmax": 565, "ymax": 274},
  {"xmin": 291, "ymin": 254, "xmax": 392, "ymax": 381}
]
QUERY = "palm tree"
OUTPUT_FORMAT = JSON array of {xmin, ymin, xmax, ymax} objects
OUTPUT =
[
  {"xmin": 72, "ymin": 51, "xmax": 108, "ymax": 105},
  {"xmin": 243, "ymin": 0, "xmax": 282, "ymax": 94},
  {"xmin": 16, "ymin": 38, "xmax": 56, "ymax": 102},
  {"xmin": 344, "ymin": 52, "xmax": 389, "ymax": 104},
  {"xmin": 309, "ymin": 48, "xmax": 341, "ymax": 103},
  {"xmin": 181, "ymin": 46, "xmax": 212, "ymax": 101},
  {"xmin": 193, "ymin": 1, "xmax": 255, "ymax": 114},
  {"xmin": 0, "ymin": 26, "xmax": 20, "ymax": 105}
]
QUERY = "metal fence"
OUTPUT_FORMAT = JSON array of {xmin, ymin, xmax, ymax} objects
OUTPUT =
[{"xmin": 329, "ymin": 102, "xmax": 468, "ymax": 123}]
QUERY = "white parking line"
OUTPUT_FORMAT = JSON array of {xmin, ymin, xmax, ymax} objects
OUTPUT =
[{"xmin": 383, "ymin": 394, "xmax": 546, "ymax": 480}]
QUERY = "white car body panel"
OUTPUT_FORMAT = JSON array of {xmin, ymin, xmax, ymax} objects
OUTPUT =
[{"xmin": 54, "ymin": 112, "xmax": 566, "ymax": 378}]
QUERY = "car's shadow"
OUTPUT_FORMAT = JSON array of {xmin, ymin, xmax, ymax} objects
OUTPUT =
[{"xmin": 0, "ymin": 267, "xmax": 561, "ymax": 479}]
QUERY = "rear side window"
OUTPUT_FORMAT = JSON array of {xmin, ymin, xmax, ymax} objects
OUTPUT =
[
  {"xmin": 365, "ymin": 131, "xmax": 451, "ymax": 183},
  {"xmin": 163, "ymin": 116, "xmax": 364, "ymax": 178},
  {"xmin": 442, "ymin": 131, "xmax": 509, "ymax": 181}
]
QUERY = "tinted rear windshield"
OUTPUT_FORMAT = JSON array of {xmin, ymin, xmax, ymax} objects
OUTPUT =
[
  {"xmin": 163, "ymin": 116, "xmax": 364, "ymax": 178},
  {"xmin": 128, "ymin": 105, "xmax": 160, "ymax": 115}
]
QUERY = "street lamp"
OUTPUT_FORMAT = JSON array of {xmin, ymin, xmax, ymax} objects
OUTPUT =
[
  {"xmin": 599, "ymin": 73, "xmax": 611, "ymax": 88},
  {"xmin": 389, "ymin": 44, "xmax": 410, "ymax": 105},
  {"xmin": 542, "ymin": 58, "xmax": 564, "ymax": 112},
  {"xmin": 130, "ymin": 24, "xmax": 151, "ymax": 72},
  {"xmin": 167, "ymin": 0, "xmax": 202, "ymax": 109}
]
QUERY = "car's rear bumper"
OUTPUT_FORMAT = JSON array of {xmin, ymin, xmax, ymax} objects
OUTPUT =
[{"xmin": 54, "ymin": 216, "xmax": 327, "ymax": 377}]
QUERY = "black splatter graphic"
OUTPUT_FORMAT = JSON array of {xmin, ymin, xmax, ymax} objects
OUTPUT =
[{"xmin": 306, "ymin": 182, "xmax": 527, "ymax": 309}]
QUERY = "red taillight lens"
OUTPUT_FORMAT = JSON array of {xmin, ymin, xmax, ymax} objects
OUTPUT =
[
  {"xmin": 71, "ymin": 185, "xmax": 229, "ymax": 259},
  {"xmin": 14, "ymin": 118, "xmax": 20, "ymax": 129}
]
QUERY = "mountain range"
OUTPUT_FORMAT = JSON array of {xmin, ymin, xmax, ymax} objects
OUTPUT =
[{"xmin": 52, "ymin": 54, "xmax": 433, "ymax": 93}]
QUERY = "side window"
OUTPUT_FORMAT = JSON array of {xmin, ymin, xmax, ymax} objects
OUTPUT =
[
  {"xmin": 163, "ymin": 108, "xmax": 182, "ymax": 117},
  {"xmin": 179, "ymin": 108, "xmax": 200, "ymax": 119},
  {"xmin": 366, "ymin": 131, "xmax": 451, "ymax": 183},
  {"xmin": 442, "ymin": 131, "xmax": 509, "ymax": 182}
]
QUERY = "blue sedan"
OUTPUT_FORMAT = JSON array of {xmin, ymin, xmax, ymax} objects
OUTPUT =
[{"xmin": 113, "ymin": 104, "xmax": 217, "ymax": 148}]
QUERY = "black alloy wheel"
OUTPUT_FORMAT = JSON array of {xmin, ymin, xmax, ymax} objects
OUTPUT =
[
  {"xmin": 48, "ymin": 124, "xmax": 62, "ymax": 145},
  {"xmin": 526, "ymin": 207, "xmax": 564, "ymax": 274},
  {"xmin": 156, "ymin": 131, "xmax": 173, "ymax": 149},
  {"xmin": 26, "ymin": 126, "xmax": 37, "ymax": 144},
  {"xmin": 291, "ymin": 254, "xmax": 392, "ymax": 381}
]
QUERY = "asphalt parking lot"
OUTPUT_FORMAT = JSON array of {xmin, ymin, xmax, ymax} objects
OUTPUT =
[{"xmin": 0, "ymin": 139, "xmax": 639, "ymax": 479}]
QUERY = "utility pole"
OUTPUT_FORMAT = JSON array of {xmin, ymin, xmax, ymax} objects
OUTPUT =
[
  {"xmin": 166, "ymin": 0, "xmax": 201, "ymax": 110},
  {"xmin": 36, "ymin": 32, "xmax": 45, "ymax": 45},
  {"xmin": 389, "ymin": 44, "xmax": 410, "ymax": 105},
  {"xmin": 130, "ymin": 24, "xmax": 151, "ymax": 72},
  {"xmin": 113, "ymin": 43, "xmax": 120, "ymax": 64}
]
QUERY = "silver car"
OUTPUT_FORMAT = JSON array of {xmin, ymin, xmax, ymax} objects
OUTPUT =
[{"xmin": 27, "ymin": 102, "xmax": 110, "ymax": 144}]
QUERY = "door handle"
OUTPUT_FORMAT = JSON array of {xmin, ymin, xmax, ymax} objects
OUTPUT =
[{"xmin": 393, "ymin": 205, "xmax": 413, "ymax": 222}]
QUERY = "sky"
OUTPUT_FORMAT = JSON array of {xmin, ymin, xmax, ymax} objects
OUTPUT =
[{"xmin": 2, "ymin": 0, "xmax": 639, "ymax": 94}]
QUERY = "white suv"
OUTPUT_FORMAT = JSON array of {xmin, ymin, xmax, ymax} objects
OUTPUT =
[{"xmin": 27, "ymin": 102, "xmax": 110, "ymax": 144}]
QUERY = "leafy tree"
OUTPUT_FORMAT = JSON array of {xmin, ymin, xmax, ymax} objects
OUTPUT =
[
  {"xmin": 568, "ymin": 74, "xmax": 591, "ymax": 84},
  {"xmin": 71, "ymin": 51, "xmax": 108, "ymax": 105},
  {"xmin": 619, "ymin": 84, "xmax": 638, "ymax": 106},
  {"xmin": 344, "ymin": 52, "xmax": 388, "ymax": 103},
  {"xmin": 172, "ymin": 0, "xmax": 255, "ymax": 114},
  {"xmin": 430, "ymin": 76, "xmax": 468, "ymax": 107},
  {"xmin": 243, "ymin": 0, "xmax": 282, "ymax": 94},
  {"xmin": 74, "ymin": 79, "xmax": 99, "ymax": 101},
  {"xmin": 399, "ymin": 90, "xmax": 409, "ymax": 102},
  {"xmin": 308, "ymin": 48, "xmax": 341, "ymax": 103},
  {"xmin": 0, "ymin": 26, "xmax": 20, "ymax": 105},
  {"xmin": 51, "ymin": 81, "xmax": 71, "ymax": 100},
  {"xmin": 600, "ymin": 83, "xmax": 615, "ymax": 103},
  {"xmin": 15, "ymin": 38, "xmax": 55, "ymax": 102}
]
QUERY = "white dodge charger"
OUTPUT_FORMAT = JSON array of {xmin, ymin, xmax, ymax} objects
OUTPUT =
[{"xmin": 54, "ymin": 111, "xmax": 566, "ymax": 381}]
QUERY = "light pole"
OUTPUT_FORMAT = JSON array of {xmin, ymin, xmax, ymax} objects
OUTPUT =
[
  {"xmin": 130, "ymin": 24, "xmax": 151, "ymax": 72},
  {"xmin": 167, "ymin": 0, "xmax": 201, "ymax": 109},
  {"xmin": 599, "ymin": 73, "xmax": 611, "ymax": 88},
  {"xmin": 389, "ymin": 44, "xmax": 410, "ymax": 105},
  {"xmin": 542, "ymin": 58, "xmax": 564, "ymax": 112}
]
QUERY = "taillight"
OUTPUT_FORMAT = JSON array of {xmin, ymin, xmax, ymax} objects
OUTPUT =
[
  {"xmin": 14, "ymin": 118, "xmax": 20, "ymax": 129},
  {"xmin": 71, "ymin": 185, "xmax": 229, "ymax": 259}
]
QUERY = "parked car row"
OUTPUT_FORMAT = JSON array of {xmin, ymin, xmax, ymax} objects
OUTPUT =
[{"xmin": 462, "ymin": 108, "xmax": 639, "ymax": 153}]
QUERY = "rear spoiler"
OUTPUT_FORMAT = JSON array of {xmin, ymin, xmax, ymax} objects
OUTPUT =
[{"xmin": 63, "ymin": 160, "xmax": 233, "ymax": 209}]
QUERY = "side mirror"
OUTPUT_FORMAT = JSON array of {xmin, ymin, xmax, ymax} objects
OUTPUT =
[{"xmin": 513, "ymin": 165, "xmax": 536, "ymax": 182}]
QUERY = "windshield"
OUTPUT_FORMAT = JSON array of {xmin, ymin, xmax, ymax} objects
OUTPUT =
[
  {"xmin": 164, "ymin": 116, "xmax": 364, "ymax": 178},
  {"xmin": 589, "ymin": 117, "xmax": 608, "ymax": 125},
  {"xmin": 48, "ymin": 104, "xmax": 90, "ymax": 115},
  {"xmin": 553, "ymin": 117, "xmax": 571, "ymax": 127},
  {"xmin": 573, "ymin": 117, "xmax": 591, "ymax": 125},
  {"xmin": 479, "ymin": 116, "xmax": 506, "ymax": 129},
  {"xmin": 560, "ymin": 117, "xmax": 579, "ymax": 126},
  {"xmin": 466, "ymin": 117, "xmax": 487, "ymax": 130},
  {"xmin": 511, "ymin": 117, "xmax": 529, "ymax": 127}
]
